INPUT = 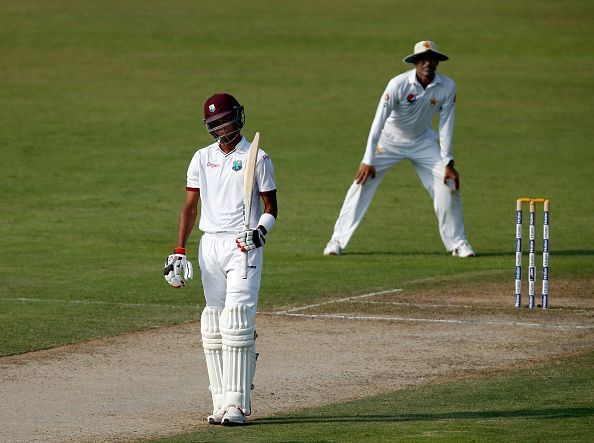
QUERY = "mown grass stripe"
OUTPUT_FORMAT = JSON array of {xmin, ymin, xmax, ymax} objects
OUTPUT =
[{"xmin": 0, "ymin": 297, "xmax": 196, "ymax": 309}]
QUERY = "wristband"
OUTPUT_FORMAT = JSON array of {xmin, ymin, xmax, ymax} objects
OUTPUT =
[
  {"xmin": 257, "ymin": 213, "xmax": 276, "ymax": 235},
  {"xmin": 174, "ymin": 247, "xmax": 186, "ymax": 254}
]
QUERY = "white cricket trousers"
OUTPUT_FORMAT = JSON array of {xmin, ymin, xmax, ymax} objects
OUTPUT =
[
  {"xmin": 198, "ymin": 232, "xmax": 263, "ymax": 314},
  {"xmin": 330, "ymin": 136, "xmax": 468, "ymax": 252}
]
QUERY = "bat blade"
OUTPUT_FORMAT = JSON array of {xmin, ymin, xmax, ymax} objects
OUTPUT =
[{"xmin": 242, "ymin": 132, "xmax": 260, "ymax": 279}]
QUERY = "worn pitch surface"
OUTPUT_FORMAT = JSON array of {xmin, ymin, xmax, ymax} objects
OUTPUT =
[{"xmin": 1, "ymin": 280, "xmax": 592, "ymax": 441}]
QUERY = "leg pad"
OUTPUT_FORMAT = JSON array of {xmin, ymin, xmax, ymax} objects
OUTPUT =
[
  {"xmin": 201, "ymin": 306, "xmax": 223, "ymax": 415},
  {"xmin": 220, "ymin": 304, "xmax": 257, "ymax": 415}
]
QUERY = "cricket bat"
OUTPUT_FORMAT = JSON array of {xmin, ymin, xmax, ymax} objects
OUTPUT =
[{"xmin": 242, "ymin": 132, "xmax": 260, "ymax": 279}]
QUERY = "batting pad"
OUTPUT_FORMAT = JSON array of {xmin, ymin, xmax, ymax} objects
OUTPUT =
[
  {"xmin": 220, "ymin": 304, "xmax": 257, "ymax": 415},
  {"xmin": 201, "ymin": 306, "xmax": 223, "ymax": 414}
]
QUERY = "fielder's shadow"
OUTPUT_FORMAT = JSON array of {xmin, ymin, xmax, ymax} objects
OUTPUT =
[
  {"xmin": 345, "ymin": 251, "xmax": 451, "ymax": 257},
  {"xmin": 345, "ymin": 249, "xmax": 594, "ymax": 258},
  {"xmin": 251, "ymin": 407, "xmax": 593, "ymax": 426}
]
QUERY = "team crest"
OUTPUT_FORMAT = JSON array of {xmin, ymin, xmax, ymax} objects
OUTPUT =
[
  {"xmin": 232, "ymin": 160, "xmax": 242, "ymax": 171},
  {"xmin": 209, "ymin": 104, "xmax": 216, "ymax": 113}
]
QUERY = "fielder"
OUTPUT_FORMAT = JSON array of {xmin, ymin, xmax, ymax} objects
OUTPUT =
[
  {"xmin": 163, "ymin": 93, "xmax": 277, "ymax": 425},
  {"xmin": 324, "ymin": 40, "xmax": 475, "ymax": 258}
]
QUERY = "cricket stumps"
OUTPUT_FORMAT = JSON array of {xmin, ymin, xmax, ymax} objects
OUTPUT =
[{"xmin": 515, "ymin": 197, "xmax": 550, "ymax": 309}]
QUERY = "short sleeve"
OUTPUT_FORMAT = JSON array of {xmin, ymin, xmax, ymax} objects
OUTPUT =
[
  {"xmin": 256, "ymin": 151, "xmax": 276, "ymax": 193},
  {"xmin": 186, "ymin": 152, "xmax": 201, "ymax": 189}
]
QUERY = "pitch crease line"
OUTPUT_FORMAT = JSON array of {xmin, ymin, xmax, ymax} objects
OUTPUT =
[
  {"xmin": 272, "ymin": 312, "xmax": 593, "ymax": 330},
  {"xmin": 348, "ymin": 301, "xmax": 594, "ymax": 313},
  {"xmin": 274, "ymin": 288, "xmax": 403, "ymax": 315},
  {"xmin": 349, "ymin": 300, "xmax": 475, "ymax": 309}
]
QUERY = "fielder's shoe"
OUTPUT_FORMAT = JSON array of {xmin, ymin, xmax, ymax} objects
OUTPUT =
[
  {"xmin": 452, "ymin": 241, "xmax": 476, "ymax": 258},
  {"xmin": 221, "ymin": 406, "xmax": 246, "ymax": 426},
  {"xmin": 323, "ymin": 239, "xmax": 342, "ymax": 256},
  {"xmin": 207, "ymin": 409, "xmax": 224, "ymax": 425}
]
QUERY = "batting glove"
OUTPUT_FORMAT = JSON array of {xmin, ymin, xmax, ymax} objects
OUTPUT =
[
  {"xmin": 236, "ymin": 227, "xmax": 266, "ymax": 252},
  {"xmin": 163, "ymin": 247, "xmax": 194, "ymax": 288}
]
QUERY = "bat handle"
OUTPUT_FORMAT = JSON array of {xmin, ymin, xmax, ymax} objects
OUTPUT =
[
  {"xmin": 241, "ymin": 251, "xmax": 248, "ymax": 279},
  {"xmin": 241, "ymin": 223, "xmax": 249, "ymax": 279}
]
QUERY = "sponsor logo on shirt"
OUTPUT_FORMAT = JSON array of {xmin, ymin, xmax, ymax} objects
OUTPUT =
[
  {"xmin": 232, "ymin": 160, "xmax": 243, "ymax": 171},
  {"xmin": 406, "ymin": 93, "xmax": 416, "ymax": 104},
  {"xmin": 207, "ymin": 161, "xmax": 220, "ymax": 168},
  {"xmin": 430, "ymin": 98, "xmax": 438, "ymax": 107}
]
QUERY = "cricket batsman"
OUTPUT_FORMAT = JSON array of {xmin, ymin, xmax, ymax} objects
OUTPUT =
[{"xmin": 163, "ymin": 93, "xmax": 278, "ymax": 425}]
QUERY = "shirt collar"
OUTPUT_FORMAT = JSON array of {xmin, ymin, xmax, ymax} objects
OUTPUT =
[
  {"xmin": 408, "ymin": 69, "xmax": 443, "ymax": 88},
  {"xmin": 237, "ymin": 136, "xmax": 250, "ymax": 151},
  {"xmin": 214, "ymin": 136, "xmax": 247, "ymax": 156}
]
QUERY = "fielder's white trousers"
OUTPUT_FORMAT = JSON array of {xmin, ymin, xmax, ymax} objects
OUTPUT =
[
  {"xmin": 330, "ymin": 136, "xmax": 468, "ymax": 252},
  {"xmin": 198, "ymin": 232, "xmax": 263, "ymax": 314}
]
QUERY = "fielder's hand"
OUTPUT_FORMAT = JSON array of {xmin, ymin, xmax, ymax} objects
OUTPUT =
[
  {"xmin": 355, "ymin": 163, "xmax": 376, "ymax": 185},
  {"xmin": 236, "ymin": 227, "xmax": 266, "ymax": 252},
  {"xmin": 444, "ymin": 161, "xmax": 460, "ymax": 191},
  {"xmin": 163, "ymin": 247, "xmax": 193, "ymax": 288}
]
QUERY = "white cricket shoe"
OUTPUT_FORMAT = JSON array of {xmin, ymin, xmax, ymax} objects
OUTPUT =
[
  {"xmin": 207, "ymin": 409, "xmax": 224, "ymax": 425},
  {"xmin": 452, "ymin": 241, "xmax": 476, "ymax": 258},
  {"xmin": 221, "ymin": 406, "xmax": 246, "ymax": 426},
  {"xmin": 323, "ymin": 239, "xmax": 342, "ymax": 256}
]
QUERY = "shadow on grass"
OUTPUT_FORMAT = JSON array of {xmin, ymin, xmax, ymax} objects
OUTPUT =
[
  {"xmin": 478, "ymin": 249, "xmax": 594, "ymax": 258},
  {"xmin": 345, "ymin": 249, "xmax": 594, "ymax": 258},
  {"xmin": 345, "ymin": 251, "xmax": 446, "ymax": 257},
  {"xmin": 252, "ymin": 407, "xmax": 594, "ymax": 425}
]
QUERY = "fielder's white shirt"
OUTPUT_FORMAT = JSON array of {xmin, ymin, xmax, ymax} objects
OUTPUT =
[
  {"xmin": 363, "ymin": 69, "xmax": 456, "ymax": 165},
  {"xmin": 186, "ymin": 137, "xmax": 276, "ymax": 233}
]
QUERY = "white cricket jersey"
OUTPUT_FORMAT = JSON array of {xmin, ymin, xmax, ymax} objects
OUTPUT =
[
  {"xmin": 363, "ymin": 69, "xmax": 456, "ymax": 165},
  {"xmin": 186, "ymin": 137, "xmax": 276, "ymax": 233}
]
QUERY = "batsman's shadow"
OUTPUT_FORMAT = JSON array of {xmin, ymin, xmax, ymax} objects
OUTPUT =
[{"xmin": 251, "ymin": 407, "xmax": 593, "ymax": 426}]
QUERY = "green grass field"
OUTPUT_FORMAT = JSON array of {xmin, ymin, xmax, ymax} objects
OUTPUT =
[
  {"xmin": 1, "ymin": 0, "xmax": 593, "ymax": 440},
  {"xmin": 155, "ymin": 352, "xmax": 594, "ymax": 442}
]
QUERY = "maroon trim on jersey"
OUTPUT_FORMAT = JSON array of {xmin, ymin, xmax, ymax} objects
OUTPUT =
[
  {"xmin": 219, "ymin": 147, "xmax": 237, "ymax": 157},
  {"xmin": 186, "ymin": 187, "xmax": 199, "ymax": 192}
]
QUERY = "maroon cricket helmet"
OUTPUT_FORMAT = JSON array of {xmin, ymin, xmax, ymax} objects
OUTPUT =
[
  {"xmin": 203, "ymin": 93, "xmax": 244, "ymax": 124},
  {"xmin": 202, "ymin": 93, "xmax": 245, "ymax": 142}
]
